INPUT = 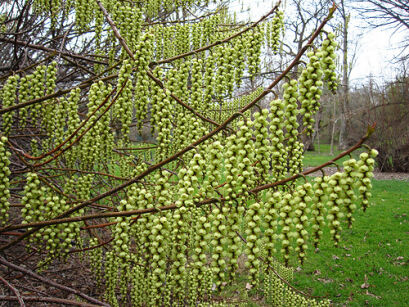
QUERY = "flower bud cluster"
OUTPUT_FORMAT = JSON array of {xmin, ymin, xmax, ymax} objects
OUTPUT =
[
  {"xmin": 89, "ymin": 238, "xmax": 103, "ymax": 287},
  {"xmin": 0, "ymin": 137, "xmax": 11, "ymax": 225},
  {"xmin": 356, "ymin": 149, "xmax": 378, "ymax": 211},
  {"xmin": 320, "ymin": 32, "xmax": 338, "ymax": 93},
  {"xmin": 74, "ymin": 0, "xmax": 95, "ymax": 33},
  {"xmin": 21, "ymin": 173, "xmax": 45, "ymax": 226},
  {"xmin": 233, "ymin": 35, "xmax": 246, "ymax": 88},
  {"xmin": 111, "ymin": 3, "xmax": 142, "ymax": 53},
  {"xmin": 299, "ymin": 51, "xmax": 324, "ymax": 135},
  {"xmin": 326, "ymin": 172, "xmax": 345, "ymax": 246},
  {"xmin": 246, "ymin": 26, "xmax": 264, "ymax": 80},
  {"xmin": 264, "ymin": 192, "xmax": 282, "ymax": 262},
  {"xmin": 79, "ymin": 81, "xmax": 113, "ymax": 167},
  {"xmin": 215, "ymin": 45, "xmax": 235, "ymax": 98},
  {"xmin": 224, "ymin": 120, "xmax": 255, "ymax": 201},
  {"xmin": 342, "ymin": 158, "xmax": 359, "ymax": 227},
  {"xmin": 282, "ymin": 80, "xmax": 303, "ymax": 175},
  {"xmin": 1, "ymin": 75, "xmax": 18, "ymax": 136},
  {"xmin": 266, "ymin": 10, "xmax": 284, "ymax": 54},
  {"xmin": 269, "ymin": 99, "xmax": 287, "ymax": 181},
  {"xmin": 203, "ymin": 55, "xmax": 216, "ymax": 107},
  {"xmin": 209, "ymin": 206, "xmax": 228, "ymax": 286},
  {"xmin": 291, "ymin": 183, "xmax": 312, "ymax": 264},
  {"xmin": 245, "ymin": 202, "xmax": 264, "ymax": 285},
  {"xmin": 64, "ymin": 88, "xmax": 81, "ymax": 166},
  {"xmin": 278, "ymin": 193, "xmax": 294, "ymax": 266},
  {"xmin": 311, "ymin": 176, "xmax": 329, "ymax": 248},
  {"xmin": 31, "ymin": 65, "xmax": 46, "ymax": 120},
  {"xmin": 115, "ymin": 60, "xmax": 134, "ymax": 138},
  {"xmin": 253, "ymin": 109, "xmax": 271, "ymax": 182},
  {"xmin": 150, "ymin": 82, "xmax": 174, "ymax": 160},
  {"xmin": 190, "ymin": 58, "xmax": 204, "ymax": 110},
  {"xmin": 202, "ymin": 140, "xmax": 223, "ymax": 196}
]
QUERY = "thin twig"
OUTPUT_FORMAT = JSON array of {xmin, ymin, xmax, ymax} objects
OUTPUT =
[
  {"xmin": 0, "ymin": 296, "xmax": 101, "ymax": 307},
  {"xmin": 0, "ymin": 37, "xmax": 107, "ymax": 65},
  {"xmin": 0, "ymin": 276, "xmax": 25, "ymax": 307},
  {"xmin": 0, "ymin": 257, "xmax": 109, "ymax": 307}
]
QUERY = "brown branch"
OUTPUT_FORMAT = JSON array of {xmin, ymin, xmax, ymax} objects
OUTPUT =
[
  {"xmin": 81, "ymin": 221, "xmax": 117, "ymax": 230},
  {"xmin": 0, "ymin": 257, "xmax": 109, "ymax": 307},
  {"xmin": 0, "ymin": 52, "xmax": 56, "ymax": 82},
  {"xmin": 115, "ymin": 146, "xmax": 157, "ymax": 151},
  {"xmin": 0, "ymin": 37, "xmax": 108, "ymax": 65},
  {"xmin": 39, "ymin": 167, "xmax": 129, "ymax": 181},
  {"xmin": 142, "ymin": 8, "xmax": 221, "ymax": 26},
  {"xmin": 69, "ymin": 237, "xmax": 114, "ymax": 254},
  {"xmin": 0, "ymin": 276, "xmax": 25, "ymax": 307},
  {"xmin": 0, "ymin": 296, "xmax": 101, "ymax": 307}
]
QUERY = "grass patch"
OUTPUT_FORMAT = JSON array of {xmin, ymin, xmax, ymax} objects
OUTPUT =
[
  {"xmin": 303, "ymin": 143, "xmax": 363, "ymax": 167},
  {"xmin": 293, "ymin": 180, "xmax": 409, "ymax": 306},
  {"xmin": 220, "ymin": 180, "xmax": 408, "ymax": 306}
]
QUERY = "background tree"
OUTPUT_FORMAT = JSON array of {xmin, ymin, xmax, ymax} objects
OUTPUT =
[{"xmin": 354, "ymin": 0, "xmax": 409, "ymax": 61}]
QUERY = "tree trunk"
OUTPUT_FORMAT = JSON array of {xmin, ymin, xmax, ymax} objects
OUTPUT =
[{"xmin": 338, "ymin": 0, "xmax": 350, "ymax": 150}]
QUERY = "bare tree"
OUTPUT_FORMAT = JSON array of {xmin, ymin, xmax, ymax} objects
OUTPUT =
[
  {"xmin": 354, "ymin": 0, "xmax": 409, "ymax": 60},
  {"xmin": 284, "ymin": 0, "xmax": 333, "ymax": 76}
]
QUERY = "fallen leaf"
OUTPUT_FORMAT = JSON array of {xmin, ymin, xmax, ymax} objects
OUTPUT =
[
  {"xmin": 296, "ymin": 266, "xmax": 302, "ymax": 272},
  {"xmin": 396, "ymin": 256, "xmax": 404, "ymax": 261},
  {"xmin": 313, "ymin": 269, "xmax": 321, "ymax": 276},
  {"xmin": 361, "ymin": 283, "xmax": 370, "ymax": 289},
  {"xmin": 361, "ymin": 274, "xmax": 370, "ymax": 289},
  {"xmin": 332, "ymin": 255, "xmax": 340, "ymax": 260},
  {"xmin": 317, "ymin": 278, "xmax": 333, "ymax": 284},
  {"xmin": 245, "ymin": 283, "xmax": 253, "ymax": 290},
  {"xmin": 365, "ymin": 290, "xmax": 381, "ymax": 299}
]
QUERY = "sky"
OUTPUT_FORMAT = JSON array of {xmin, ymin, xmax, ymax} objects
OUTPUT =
[
  {"xmin": 233, "ymin": 0, "xmax": 406, "ymax": 87},
  {"xmin": 348, "ymin": 20, "xmax": 406, "ymax": 85}
]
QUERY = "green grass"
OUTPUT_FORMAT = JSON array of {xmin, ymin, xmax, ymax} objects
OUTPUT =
[
  {"xmin": 293, "ymin": 180, "xmax": 409, "ymax": 306},
  {"xmin": 303, "ymin": 143, "xmax": 363, "ymax": 167},
  {"xmin": 219, "ymin": 178, "xmax": 408, "ymax": 306}
]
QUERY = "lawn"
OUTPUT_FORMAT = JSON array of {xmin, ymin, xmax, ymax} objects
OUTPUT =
[
  {"xmin": 295, "ymin": 145, "xmax": 408, "ymax": 306},
  {"xmin": 303, "ymin": 143, "xmax": 363, "ymax": 167},
  {"xmin": 221, "ymin": 145, "xmax": 409, "ymax": 306},
  {"xmin": 293, "ymin": 179, "xmax": 409, "ymax": 306}
]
